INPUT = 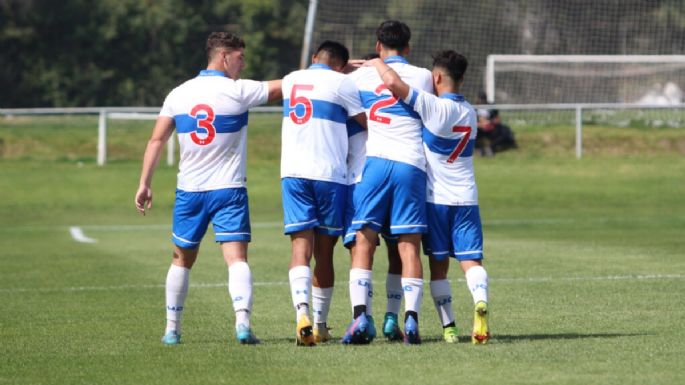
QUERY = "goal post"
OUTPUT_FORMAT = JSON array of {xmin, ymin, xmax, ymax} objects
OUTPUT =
[{"xmin": 486, "ymin": 55, "xmax": 685, "ymax": 104}]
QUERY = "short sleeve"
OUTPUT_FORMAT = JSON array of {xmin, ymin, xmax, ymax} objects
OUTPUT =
[
  {"xmin": 237, "ymin": 79, "xmax": 269, "ymax": 109},
  {"xmin": 159, "ymin": 90, "xmax": 176, "ymax": 118},
  {"xmin": 338, "ymin": 77, "xmax": 365, "ymax": 117},
  {"xmin": 403, "ymin": 87, "xmax": 449, "ymax": 134}
]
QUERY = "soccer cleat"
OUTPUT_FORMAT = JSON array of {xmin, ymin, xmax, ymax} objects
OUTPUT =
[
  {"xmin": 443, "ymin": 326, "xmax": 460, "ymax": 343},
  {"xmin": 236, "ymin": 324, "xmax": 260, "ymax": 345},
  {"xmin": 313, "ymin": 326, "xmax": 333, "ymax": 343},
  {"xmin": 382, "ymin": 312, "xmax": 404, "ymax": 342},
  {"xmin": 295, "ymin": 314, "xmax": 316, "ymax": 346},
  {"xmin": 403, "ymin": 315, "xmax": 421, "ymax": 345},
  {"xmin": 366, "ymin": 315, "xmax": 377, "ymax": 342},
  {"xmin": 472, "ymin": 301, "xmax": 490, "ymax": 344},
  {"xmin": 341, "ymin": 313, "xmax": 370, "ymax": 345},
  {"xmin": 161, "ymin": 330, "xmax": 181, "ymax": 345}
]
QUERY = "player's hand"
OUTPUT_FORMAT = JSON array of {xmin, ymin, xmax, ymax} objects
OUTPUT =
[
  {"xmin": 135, "ymin": 185, "xmax": 153, "ymax": 216},
  {"xmin": 343, "ymin": 59, "xmax": 365, "ymax": 73}
]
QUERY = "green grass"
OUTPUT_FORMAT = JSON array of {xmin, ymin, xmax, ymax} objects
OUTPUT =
[{"xmin": 1, "ymin": 114, "xmax": 684, "ymax": 384}]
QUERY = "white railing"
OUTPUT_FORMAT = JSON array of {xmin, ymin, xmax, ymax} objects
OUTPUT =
[{"xmin": 1, "ymin": 104, "xmax": 682, "ymax": 162}]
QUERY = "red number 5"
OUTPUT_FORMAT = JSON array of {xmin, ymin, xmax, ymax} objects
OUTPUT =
[
  {"xmin": 369, "ymin": 84, "xmax": 398, "ymax": 124},
  {"xmin": 289, "ymin": 84, "xmax": 314, "ymax": 124},
  {"xmin": 189, "ymin": 104, "xmax": 216, "ymax": 146},
  {"xmin": 447, "ymin": 125, "xmax": 472, "ymax": 163}
]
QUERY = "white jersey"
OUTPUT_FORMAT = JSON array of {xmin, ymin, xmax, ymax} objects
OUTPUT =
[
  {"xmin": 404, "ymin": 88, "xmax": 478, "ymax": 205},
  {"xmin": 160, "ymin": 70, "xmax": 268, "ymax": 192},
  {"xmin": 348, "ymin": 56, "xmax": 433, "ymax": 171},
  {"xmin": 346, "ymin": 119, "xmax": 367, "ymax": 185},
  {"xmin": 281, "ymin": 64, "xmax": 364, "ymax": 184}
]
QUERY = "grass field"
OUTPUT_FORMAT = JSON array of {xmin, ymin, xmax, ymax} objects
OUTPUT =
[{"xmin": 1, "ymin": 114, "xmax": 684, "ymax": 385}]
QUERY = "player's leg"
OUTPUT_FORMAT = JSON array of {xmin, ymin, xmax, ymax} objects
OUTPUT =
[
  {"xmin": 211, "ymin": 187, "xmax": 258, "ymax": 344},
  {"xmin": 453, "ymin": 205, "xmax": 489, "ymax": 344},
  {"xmin": 425, "ymin": 202, "xmax": 458, "ymax": 343},
  {"xmin": 397, "ymin": 233, "xmax": 424, "ymax": 345},
  {"xmin": 383, "ymin": 238, "xmax": 404, "ymax": 341},
  {"xmin": 312, "ymin": 233, "xmax": 336, "ymax": 342},
  {"xmin": 163, "ymin": 190, "xmax": 210, "ymax": 345}
]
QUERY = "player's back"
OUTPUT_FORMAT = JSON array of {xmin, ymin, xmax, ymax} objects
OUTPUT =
[
  {"xmin": 408, "ymin": 90, "xmax": 478, "ymax": 205},
  {"xmin": 349, "ymin": 57, "xmax": 432, "ymax": 171},
  {"xmin": 160, "ymin": 70, "xmax": 267, "ymax": 192},
  {"xmin": 281, "ymin": 64, "xmax": 363, "ymax": 184}
]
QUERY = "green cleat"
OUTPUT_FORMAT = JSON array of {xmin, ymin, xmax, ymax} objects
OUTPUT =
[{"xmin": 443, "ymin": 326, "xmax": 459, "ymax": 343}]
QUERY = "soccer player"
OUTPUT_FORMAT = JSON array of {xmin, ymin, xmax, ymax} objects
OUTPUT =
[
  {"xmin": 365, "ymin": 50, "xmax": 491, "ymax": 344},
  {"xmin": 343, "ymin": 20, "xmax": 433, "ymax": 345},
  {"xmin": 280, "ymin": 41, "xmax": 366, "ymax": 346},
  {"xmin": 134, "ymin": 32, "xmax": 282, "ymax": 345}
]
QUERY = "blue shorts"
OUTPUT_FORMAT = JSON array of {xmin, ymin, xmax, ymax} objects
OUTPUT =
[
  {"xmin": 350, "ymin": 157, "xmax": 427, "ymax": 235},
  {"xmin": 342, "ymin": 182, "xmax": 398, "ymax": 247},
  {"xmin": 423, "ymin": 203, "xmax": 483, "ymax": 261},
  {"xmin": 172, "ymin": 187, "xmax": 251, "ymax": 249},
  {"xmin": 281, "ymin": 177, "xmax": 347, "ymax": 236}
]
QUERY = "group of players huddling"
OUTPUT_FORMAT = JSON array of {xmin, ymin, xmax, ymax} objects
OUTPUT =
[{"xmin": 135, "ymin": 19, "xmax": 490, "ymax": 347}]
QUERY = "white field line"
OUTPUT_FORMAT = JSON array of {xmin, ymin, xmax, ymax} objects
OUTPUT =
[
  {"xmin": 1, "ymin": 274, "xmax": 683, "ymax": 294},
  {"xmin": 69, "ymin": 226, "xmax": 98, "ymax": 243}
]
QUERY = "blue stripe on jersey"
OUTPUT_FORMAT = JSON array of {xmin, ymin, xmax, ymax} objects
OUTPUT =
[
  {"xmin": 406, "ymin": 88, "xmax": 419, "ymax": 107},
  {"xmin": 423, "ymin": 128, "xmax": 475, "ymax": 158},
  {"xmin": 359, "ymin": 91, "xmax": 421, "ymax": 120},
  {"xmin": 439, "ymin": 93, "xmax": 465, "ymax": 102},
  {"xmin": 346, "ymin": 118, "xmax": 365, "ymax": 137},
  {"xmin": 282, "ymin": 99, "xmax": 348, "ymax": 124},
  {"xmin": 175, "ymin": 112, "xmax": 248, "ymax": 134}
]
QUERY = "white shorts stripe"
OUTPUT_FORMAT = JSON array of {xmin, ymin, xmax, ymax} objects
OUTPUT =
[
  {"xmin": 284, "ymin": 218, "xmax": 317, "ymax": 228},
  {"xmin": 172, "ymin": 233, "xmax": 200, "ymax": 245}
]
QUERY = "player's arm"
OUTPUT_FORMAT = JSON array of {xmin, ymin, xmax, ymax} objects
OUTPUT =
[
  {"xmin": 352, "ymin": 112, "xmax": 367, "ymax": 130},
  {"xmin": 135, "ymin": 116, "xmax": 175, "ymax": 215},
  {"xmin": 266, "ymin": 79, "xmax": 283, "ymax": 102},
  {"xmin": 364, "ymin": 58, "xmax": 410, "ymax": 100}
]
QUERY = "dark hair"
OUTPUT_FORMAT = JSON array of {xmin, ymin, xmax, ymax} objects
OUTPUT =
[
  {"xmin": 376, "ymin": 20, "xmax": 411, "ymax": 50},
  {"xmin": 432, "ymin": 50, "xmax": 468, "ymax": 83},
  {"xmin": 315, "ymin": 40, "xmax": 350, "ymax": 67},
  {"xmin": 362, "ymin": 53, "xmax": 380, "ymax": 60},
  {"xmin": 206, "ymin": 32, "xmax": 245, "ymax": 60}
]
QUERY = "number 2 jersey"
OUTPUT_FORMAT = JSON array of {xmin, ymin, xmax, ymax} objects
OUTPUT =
[
  {"xmin": 347, "ymin": 56, "xmax": 433, "ymax": 171},
  {"xmin": 403, "ymin": 88, "xmax": 479, "ymax": 206},
  {"xmin": 159, "ymin": 70, "xmax": 269, "ymax": 192},
  {"xmin": 281, "ymin": 64, "xmax": 364, "ymax": 184}
]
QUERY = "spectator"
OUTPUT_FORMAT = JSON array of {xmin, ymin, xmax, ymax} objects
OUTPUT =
[{"xmin": 475, "ymin": 91, "xmax": 517, "ymax": 156}]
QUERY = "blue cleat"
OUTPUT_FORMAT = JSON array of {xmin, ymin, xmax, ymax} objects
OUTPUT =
[
  {"xmin": 366, "ymin": 315, "xmax": 377, "ymax": 342},
  {"xmin": 403, "ymin": 315, "xmax": 421, "ymax": 345},
  {"xmin": 341, "ymin": 313, "xmax": 370, "ymax": 345},
  {"xmin": 161, "ymin": 330, "xmax": 181, "ymax": 345},
  {"xmin": 382, "ymin": 312, "xmax": 404, "ymax": 342},
  {"xmin": 236, "ymin": 324, "xmax": 260, "ymax": 345}
]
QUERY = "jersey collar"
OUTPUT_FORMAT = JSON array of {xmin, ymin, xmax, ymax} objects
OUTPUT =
[
  {"xmin": 440, "ymin": 93, "xmax": 465, "ymax": 102},
  {"xmin": 308, "ymin": 63, "xmax": 332, "ymax": 70},
  {"xmin": 198, "ymin": 69, "xmax": 227, "ymax": 77},
  {"xmin": 383, "ymin": 55, "xmax": 409, "ymax": 64}
]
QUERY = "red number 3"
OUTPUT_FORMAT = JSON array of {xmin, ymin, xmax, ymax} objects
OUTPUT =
[
  {"xmin": 189, "ymin": 104, "xmax": 216, "ymax": 146},
  {"xmin": 369, "ymin": 85, "xmax": 398, "ymax": 124},
  {"xmin": 289, "ymin": 84, "xmax": 314, "ymax": 124}
]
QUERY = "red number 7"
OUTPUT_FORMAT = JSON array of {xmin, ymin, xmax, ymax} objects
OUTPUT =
[{"xmin": 446, "ymin": 125, "xmax": 472, "ymax": 163}]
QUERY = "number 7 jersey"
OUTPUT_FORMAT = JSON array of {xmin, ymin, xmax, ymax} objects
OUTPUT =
[
  {"xmin": 403, "ymin": 88, "xmax": 479, "ymax": 206},
  {"xmin": 159, "ymin": 70, "xmax": 269, "ymax": 192}
]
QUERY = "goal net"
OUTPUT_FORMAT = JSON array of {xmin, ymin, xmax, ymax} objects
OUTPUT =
[{"xmin": 307, "ymin": 0, "xmax": 685, "ymax": 104}]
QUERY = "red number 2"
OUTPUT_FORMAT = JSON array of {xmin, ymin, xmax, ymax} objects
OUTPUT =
[
  {"xmin": 289, "ymin": 84, "xmax": 314, "ymax": 124},
  {"xmin": 447, "ymin": 126, "xmax": 472, "ymax": 163},
  {"xmin": 369, "ymin": 85, "xmax": 398, "ymax": 124},
  {"xmin": 190, "ymin": 104, "xmax": 216, "ymax": 146}
]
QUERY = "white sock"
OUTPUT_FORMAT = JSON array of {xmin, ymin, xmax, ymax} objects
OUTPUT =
[
  {"xmin": 402, "ymin": 277, "xmax": 423, "ymax": 314},
  {"xmin": 430, "ymin": 279, "xmax": 455, "ymax": 327},
  {"xmin": 228, "ymin": 261, "xmax": 253, "ymax": 328},
  {"xmin": 349, "ymin": 268, "xmax": 373, "ymax": 316},
  {"xmin": 385, "ymin": 273, "xmax": 403, "ymax": 315},
  {"xmin": 312, "ymin": 286, "xmax": 333, "ymax": 327},
  {"xmin": 165, "ymin": 264, "xmax": 190, "ymax": 334},
  {"xmin": 465, "ymin": 265, "xmax": 489, "ymax": 304},
  {"xmin": 289, "ymin": 265, "xmax": 311, "ymax": 319}
]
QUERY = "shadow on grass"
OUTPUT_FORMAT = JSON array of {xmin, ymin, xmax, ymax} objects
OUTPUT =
[{"xmin": 492, "ymin": 332, "xmax": 650, "ymax": 343}]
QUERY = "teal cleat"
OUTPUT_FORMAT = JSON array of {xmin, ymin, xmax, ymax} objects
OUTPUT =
[
  {"xmin": 161, "ymin": 330, "xmax": 181, "ymax": 345},
  {"xmin": 236, "ymin": 324, "xmax": 260, "ymax": 345},
  {"xmin": 382, "ymin": 312, "xmax": 404, "ymax": 341}
]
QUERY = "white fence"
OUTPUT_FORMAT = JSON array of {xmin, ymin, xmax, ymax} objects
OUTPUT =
[{"xmin": 1, "ymin": 104, "xmax": 682, "ymax": 163}]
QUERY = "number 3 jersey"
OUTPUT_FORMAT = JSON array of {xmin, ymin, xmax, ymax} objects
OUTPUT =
[
  {"xmin": 159, "ymin": 70, "xmax": 269, "ymax": 192},
  {"xmin": 347, "ymin": 56, "xmax": 433, "ymax": 171},
  {"xmin": 403, "ymin": 88, "xmax": 479, "ymax": 206},
  {"xmin": 280, "ymin": 64, "xmax": 364, "ymax": 184}
]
